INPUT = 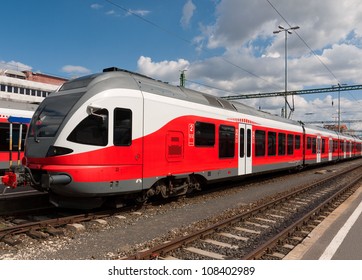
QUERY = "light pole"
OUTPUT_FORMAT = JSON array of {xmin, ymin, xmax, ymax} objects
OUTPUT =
[
  {"xmin": 332, "ymin": 83, "xmax": 347, "ymax": 133},
  {"xmin": 273, "ymin": 25, "xmax": 300, "ymax": 118}
]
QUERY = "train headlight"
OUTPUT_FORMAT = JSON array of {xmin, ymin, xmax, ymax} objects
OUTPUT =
[{"xmin": 46, "ymin": 146, "xmax": 73, "ymax": 157}]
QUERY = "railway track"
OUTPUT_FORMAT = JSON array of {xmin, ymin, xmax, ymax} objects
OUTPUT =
[
  {"xmin": 0, "ymin": 189, "xmax": 52, "ymax": 216},
  {"xmin": 124, "ymin": 164, "xmax": 362, "ymax": 260}
]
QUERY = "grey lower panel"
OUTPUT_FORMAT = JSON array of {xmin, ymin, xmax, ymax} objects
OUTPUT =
[
  {"xmin": 252, "ymin": 161, "xmax": 302, "ymax": 173},
  {"xmin": 49, "ymin": 178, "xmax": 143, "ymax": 197}
]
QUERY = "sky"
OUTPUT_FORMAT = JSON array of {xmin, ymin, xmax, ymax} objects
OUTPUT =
[{"xmin": 1, "ymin": 0, "xmax": 362, "ymax": 133}]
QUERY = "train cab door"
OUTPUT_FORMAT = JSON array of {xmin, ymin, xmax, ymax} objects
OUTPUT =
[
  {"xmin": 238, "ymin": 124, "xmax": 252, "ymax": 176},
  {"xmin": 112, "ymin": 93, "xmax": 144, "ymax": 191},
  {"xmin": 316, "ymin": 136, "xmax": 322, "ymax": 163}
]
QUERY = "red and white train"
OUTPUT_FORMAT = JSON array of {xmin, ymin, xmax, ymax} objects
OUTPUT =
[
  {"xmin": 0, "ymin": 109, "xmax": 32, "ymax": 174},
  {"xmin": 2, "ymin": 67, "xmax": 362, "ymax": 208}
]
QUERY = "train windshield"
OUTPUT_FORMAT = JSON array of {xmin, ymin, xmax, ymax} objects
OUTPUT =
[{"xmin": 29, "ymin": 92, "xmax": 84, "ymax": 139}]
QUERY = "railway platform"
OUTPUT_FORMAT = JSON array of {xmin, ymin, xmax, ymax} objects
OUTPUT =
[{"xmin": 285, "ymin": 184, "xmax": 362, "ymax": 260}]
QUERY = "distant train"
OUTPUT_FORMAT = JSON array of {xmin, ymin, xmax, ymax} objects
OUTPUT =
[
  {"xmin": 1, "ymin": 67, "xmax": 362, "ymax": 208},
  {"xmin": 0, "ymin": 68, "xmax": 66, "ymax": 175},
  {"xmin": 0, "ymin": 109, "xmax": 32, "ymax": 174}
]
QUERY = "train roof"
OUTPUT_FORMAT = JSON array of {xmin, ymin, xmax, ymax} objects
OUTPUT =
[
  {"xmin": 56, "ymin": 67, "xmax": 362, "ymax": 141},
  {"xmin": 59, "ymin": 67, "xmax": 303, "ymax": 128}
]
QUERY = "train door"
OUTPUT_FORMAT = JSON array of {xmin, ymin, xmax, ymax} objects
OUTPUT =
[
  {"xmin": 328, "ymin": 138, "xmax": 333, "ymax": 161},
  {"xmin": 112, "ymin": 93, "xmax": 144, "ymax": 191},
  {"xmin": 238, "ymin": 124, "xmax": 252, "ymax": 175},
  {"xmin": 316, "ymin": 136, "xmax": 321, "ymax": 163}
]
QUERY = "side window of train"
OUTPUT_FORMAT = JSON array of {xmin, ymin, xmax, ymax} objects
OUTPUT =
[
  {"xmin": 0, "ymin": 123, "xmax": 8, "ymax": 151},
  {"xmin": 295, "ymin": 135, "xmax": 301, "ymax": 150},
  {"xmin": 307, "ymin": 137, "xmax": 312, "ymax": 149},
  {"xmin": 322, "ymin": 139, "xmax": 326, "ymax": 154},
  {"xmin": 195, "ymin": 122, "xmax": 215, "ymax": 147},
  {"xmin": 312, "ymin": 138, "xmax": 317, "ymax": 154},
  {"xmin": 268, "ymin": 131, "xmax": 276, "ymax": 156},
  {"xmin": 67, "ymin": 109, "xmax": 109, "ymax": 146},
  {"xmin": 287, "ymin": 134, "xmax": 294, "ymax": 155},
  {"xmin": 240, "ymin": 128, "xmax": 245, "ymax": 158},
  {"xmin": 255, "ymin": 130, "xmax": 266, "ymax": 157},
  {"xmin": 0, "ymin": 123, "xmax": 27, "ymax": 151},
  {"xmin": 114, "ymin": 108, "xmax": 132, "ymax": 146},
  {"xmin": 219, "ymin": 125, "xmax": 235, "ymax": 158},
  {"xmin": 278, "ymin": 133, "xmax": 286, "ymax": 155}
]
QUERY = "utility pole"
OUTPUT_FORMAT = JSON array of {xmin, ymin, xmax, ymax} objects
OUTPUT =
[
  {"xmin": 179, "ymin": 70, "xmax": 187, "ymax": 87},
  {"xmin": 273, "ymin": 25, "xmax": 300, "ymax": 118},
  {"xmin": 332, "ymin": 83, "xmax": 347, "ymax": 133}
]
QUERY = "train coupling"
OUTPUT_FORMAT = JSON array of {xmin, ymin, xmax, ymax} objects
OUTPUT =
[
  {"xmin": 0, "ymin": 166, "xmax": 25, "ymax": 189},
  {"xmin": 1, "ymin": 170, "xmax": 22, "ymax": 189}
]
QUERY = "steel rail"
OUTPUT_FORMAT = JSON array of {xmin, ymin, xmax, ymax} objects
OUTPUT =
[
  {"xmin": 242, "ymin": 171, "xmax": 362, "ymax": 259},
  {"xmin": 124, "ymin": 164, "xmax": 362, "ymax": 260}
]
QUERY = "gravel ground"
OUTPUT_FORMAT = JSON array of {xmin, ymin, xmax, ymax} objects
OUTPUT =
[{"xmin": 1, "ymin": 159, "xmax": 361, "ymax": 260}]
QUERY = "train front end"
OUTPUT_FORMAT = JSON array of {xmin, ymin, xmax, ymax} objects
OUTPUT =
[{"xmin": 2, "ymin": 71, "xmax": 145, "ymax": 208}]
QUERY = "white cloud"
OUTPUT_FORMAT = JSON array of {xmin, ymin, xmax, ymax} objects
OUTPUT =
[
  {"xmin": 90, "ymin": 3, "xmax": 103, "ymax": 10},
  {"xmin": 137, "ymin": 56, "xmax": 190, "ymax": 84},
  {"xmin": 180, "ymin": 0, "xmax": 196, "ymax": 29},
  {"xmin": 126, "ymin": 9, "xmax": 151, "ymax": 17},
  {"xmin": 0, "ymin": 60, "xmax": 32, "ymax": 71},
  {"xmin": 61, "ymin": 65, "xmax": 91, "ymax": 75}
]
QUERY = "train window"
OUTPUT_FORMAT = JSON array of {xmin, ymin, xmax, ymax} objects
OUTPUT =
[
  {"xmin": 278, "ymin": 133, "xmax": 286, "ymax": 155},
  {"xmin": 307, "ymin": 137, "xmax": 311, "ymax": 149},
  {"xmin": 322, "ymin": 139, "xmax": 326, "ymax": 154},
  {"xmin": 195, "ymin": 122, "xmax": 215, "ymax": 147},
  {"xmin": 0, "ymin": 84, "xmax": 5, "ymax": 91},
  {"xmin": 14, "ymin": 87, "xmax": 19, "ymax": 93},
  {"xmin": 340, "ymin": 141, "xmax": 344, "ymax": 152},
  {"xmin": 287, "ymin": 134, "xmax": 294, "ymax": 155},
  {"xmin": 7, "ymin": 86, "xmax": 13, "ymax": 93},
  {"xmin": 247, "ymin": 129, "xmax": 251, "ymax": 157},
  {"xmin": 255, "ymin": 130, "xmax": 266, "ymax": 157},
  {"xmin": 268, "ymin": 131, "xmax": 276, "ymax": 156},
  {"xmin": 219, "ymin": 125, "xmax": 235, "ymax": 158},
  {"xmin": 20, "ymin": 87, "xmax": 25, "ymax": 94},
  {"xmin": 312, "ymin": 138, "xmax": 316, "ymax": 154},
  {"xmin": 333, "ymin": 140, "xmax": 338, "ymax": 152},
  {"xmin": 295, "ymin": 135, "xmax": 301, "ymax": 149},
  {"xmin": 67, "ymin": 109, "xmax": 108, "ymax": 146},
  {"xmin": 0, "ymin": 124, "xmax": 9, "ymax": 151},
  {"xmin": 0, "ymin": 123, "xmax": 27, "ymax": 151},
  {"xmin": 240, "ymin": 128, "xmax": 245, "ymax": 158},
  {"xmin": 114, "ymin": 108, "xmax": 132, "ymax": 146}
]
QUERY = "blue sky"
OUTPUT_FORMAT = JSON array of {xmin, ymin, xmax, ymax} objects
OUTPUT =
[{"xmin": 1, "ymin": 0, "xmax": 362, "ymax": 132}]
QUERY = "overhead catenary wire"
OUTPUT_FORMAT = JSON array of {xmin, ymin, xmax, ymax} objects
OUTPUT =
[{"xmin": 103, "ymin": 0, "xmax": 281, "ymax": 90}]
